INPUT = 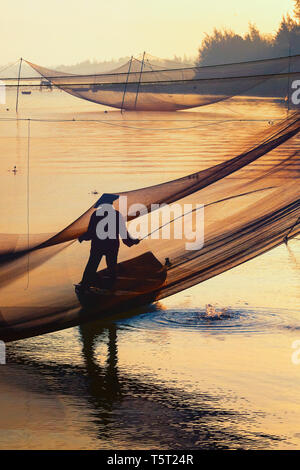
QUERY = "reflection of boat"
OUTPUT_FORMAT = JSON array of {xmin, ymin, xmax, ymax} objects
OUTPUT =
[{"xmin": 21, "ymin": 91, "xmax": 31, "ymax": 95}]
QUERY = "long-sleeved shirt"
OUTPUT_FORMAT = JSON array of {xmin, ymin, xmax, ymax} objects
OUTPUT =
[{"xmin": 79, "ymin": 208, "xmax": 138, "ymax": 249}]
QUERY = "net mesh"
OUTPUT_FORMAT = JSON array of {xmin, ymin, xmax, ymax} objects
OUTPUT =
[
  {"xmin": 9, "ymin": 54, "xmax": 300, "ymax": 110},
  {"xmin": 0, "ymin": 110, "xmax": 299, "ymax": 341}
]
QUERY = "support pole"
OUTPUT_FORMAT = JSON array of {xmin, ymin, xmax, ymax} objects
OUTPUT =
[
  {"xmin": 121, "ymin": 56, "xmax": 133, "ymax": 113},
  {"xmin": 16, "ymin": 57, "xmax": 23, "ymax": 113},
  {"xmin": 134, "ymin": 51, "xmax": 145, "ymax": 110},
  {"xmin": 25, "ymin": 118, "xmax": 31, "ymax": 289},
  {"xmin": 287, "ymin": 42, "xmax": 292, "ymax": 114}
]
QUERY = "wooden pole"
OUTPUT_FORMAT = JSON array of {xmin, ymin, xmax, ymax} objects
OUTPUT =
[
  {"xmin": 16, "ymin": 57, "xmax": 23, "ymax": 113},
  {"xmin": 121, "ymin": 56, "xmax": 133, "ymax": 113},
  {"xmin": 287, "ymin": 41, "xmax": 292, "ymax": 114},
  {"xmin": 134, "ymin": 51, "xmax": 145, "ymax": 110}
]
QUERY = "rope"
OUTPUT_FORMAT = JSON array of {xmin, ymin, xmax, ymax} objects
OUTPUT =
[
  {"xmin": 284, "ymin": 217, "xmax": 300, "ymax": 245},
  {"xmin": 134, "ymin": 51, "xmax": 145, "ymax": 110},
  {"xmin": 2, "ymin": 52, "xmax": 300, "ymax": 82},
  {"xmin": 140, "ymin": 186, "xmax": 275, "ymax": 241},
  {"xmin": 0, "ymin": 117, "xmax": 283, "ymax": 132},
  {"xmin": 2, "ymin": 68, "xmax": 299, "ymax": 87},
  {"xmin": 25, "ymin": 119, "xmax": 30, "ymax": 289},
  {"xmin": 0, "ymin": 59, "xmax": 20, "ymax": 75},
  {"xmin": 120, "ymin": 56, "xmax": 133, "ymax": 113}
]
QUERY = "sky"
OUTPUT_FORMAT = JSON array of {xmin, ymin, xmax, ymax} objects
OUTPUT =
[{"xmin": 0, "ymin": 0, "xmax": 295, "ymax": 65}]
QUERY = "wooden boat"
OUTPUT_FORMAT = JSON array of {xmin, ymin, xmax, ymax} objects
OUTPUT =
[{"xmin": 0, "ymin": 252, "xmax": 167, "ymax": 342}]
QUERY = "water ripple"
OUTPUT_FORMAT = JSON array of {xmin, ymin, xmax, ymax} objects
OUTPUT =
[{"xmin": 117, "ymin": 304, "xmax": 300, "ymax": 335}]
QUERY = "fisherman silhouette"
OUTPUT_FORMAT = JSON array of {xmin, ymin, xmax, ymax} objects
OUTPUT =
[{"xmin": 78, "ymin": 193, "xmax": 140, "ymax": 290}]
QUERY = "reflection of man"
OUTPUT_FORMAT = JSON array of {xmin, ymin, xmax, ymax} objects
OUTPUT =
[{"xmin": 78, "ymin": 194, "xmax": 139, "ymax": 290}]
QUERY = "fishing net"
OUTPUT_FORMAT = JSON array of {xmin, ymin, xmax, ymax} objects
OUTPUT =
[
  {"xmin": 3, "ymin": 54, "xmax": 300, "ymax": 111},
  {"xmin": 0, "ymin": 110, "xmax": 299, "ymax": 341}
]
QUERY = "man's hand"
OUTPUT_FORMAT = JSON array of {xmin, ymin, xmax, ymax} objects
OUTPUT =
[{"xmin": 123, "ymin": 236, "xmax": 140, "ymax": 247}]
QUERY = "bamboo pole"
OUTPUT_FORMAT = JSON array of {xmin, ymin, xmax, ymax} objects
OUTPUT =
[{"xmin": 16, "ymin": 57, "xmax": 23, "ymax": 113}]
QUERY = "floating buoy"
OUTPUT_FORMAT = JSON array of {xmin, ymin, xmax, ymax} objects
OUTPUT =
[{"xmin": 9, "ymin": 166, "xmax": 18, "ymax": 174}]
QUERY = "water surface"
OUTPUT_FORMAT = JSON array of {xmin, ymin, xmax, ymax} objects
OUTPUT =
[{"xmin": 0, "ymin": 90, "xmax": 299, "ymax": 449}]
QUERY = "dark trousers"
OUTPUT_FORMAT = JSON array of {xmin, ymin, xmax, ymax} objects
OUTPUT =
[{"xmin": 81, "ymin": 243, "xmax": 119, "ymax": 287}]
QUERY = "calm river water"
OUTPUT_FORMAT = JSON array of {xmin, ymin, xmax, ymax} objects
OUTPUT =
[{"xmin": 0, "ymin": 89, "xmax": 299, "ymax": 449}]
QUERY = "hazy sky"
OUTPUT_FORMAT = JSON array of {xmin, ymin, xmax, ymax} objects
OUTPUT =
[{"xmin": 1, "ymin": 0, "xmax": 295, "ymax": 65}]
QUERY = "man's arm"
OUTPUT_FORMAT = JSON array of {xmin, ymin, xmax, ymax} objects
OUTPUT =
[
  {"xmin": 117, "ymin": 210, "xmax": 140, "ymax": 247},
  {"xmin": 78, "ymin": 211, "xmax": 96, "ymax": 243}
]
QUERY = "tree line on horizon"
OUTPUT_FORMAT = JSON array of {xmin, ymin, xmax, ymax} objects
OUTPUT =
[
  {"xmin": 197, "ymin": 0, "xmax": 300, "ymax": 65},
  {"xmin": 1, "ymin": 2, "xmax": 299, "ymax": 75},
  {"xmin": 48, "ymin": 0, "xmax": 300, "ymax": 71}
]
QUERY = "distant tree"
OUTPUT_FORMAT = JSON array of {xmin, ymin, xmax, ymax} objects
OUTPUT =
[
  {"xmin": 197, "ymin": 13, "xmax": 300, "ymax": 65},
  {"xmin": 273, "ymin": 14, "xmax": 300, "ymax": 56},
  {"xmin": 197, "ymin": 24, "xmax": 273, "ymax": 65},
  {"xmin": 294, "ymin": 0, "xmax": 300, "ymax": 22}
]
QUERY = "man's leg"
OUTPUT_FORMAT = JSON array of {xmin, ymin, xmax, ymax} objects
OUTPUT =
[
  {"xmin": 105, "ymin": 247, "xmax": 119, "ymax": 284},
  {"xmin": 81, "ymin": 247, "xmax": 103, "ymax": 287}
]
